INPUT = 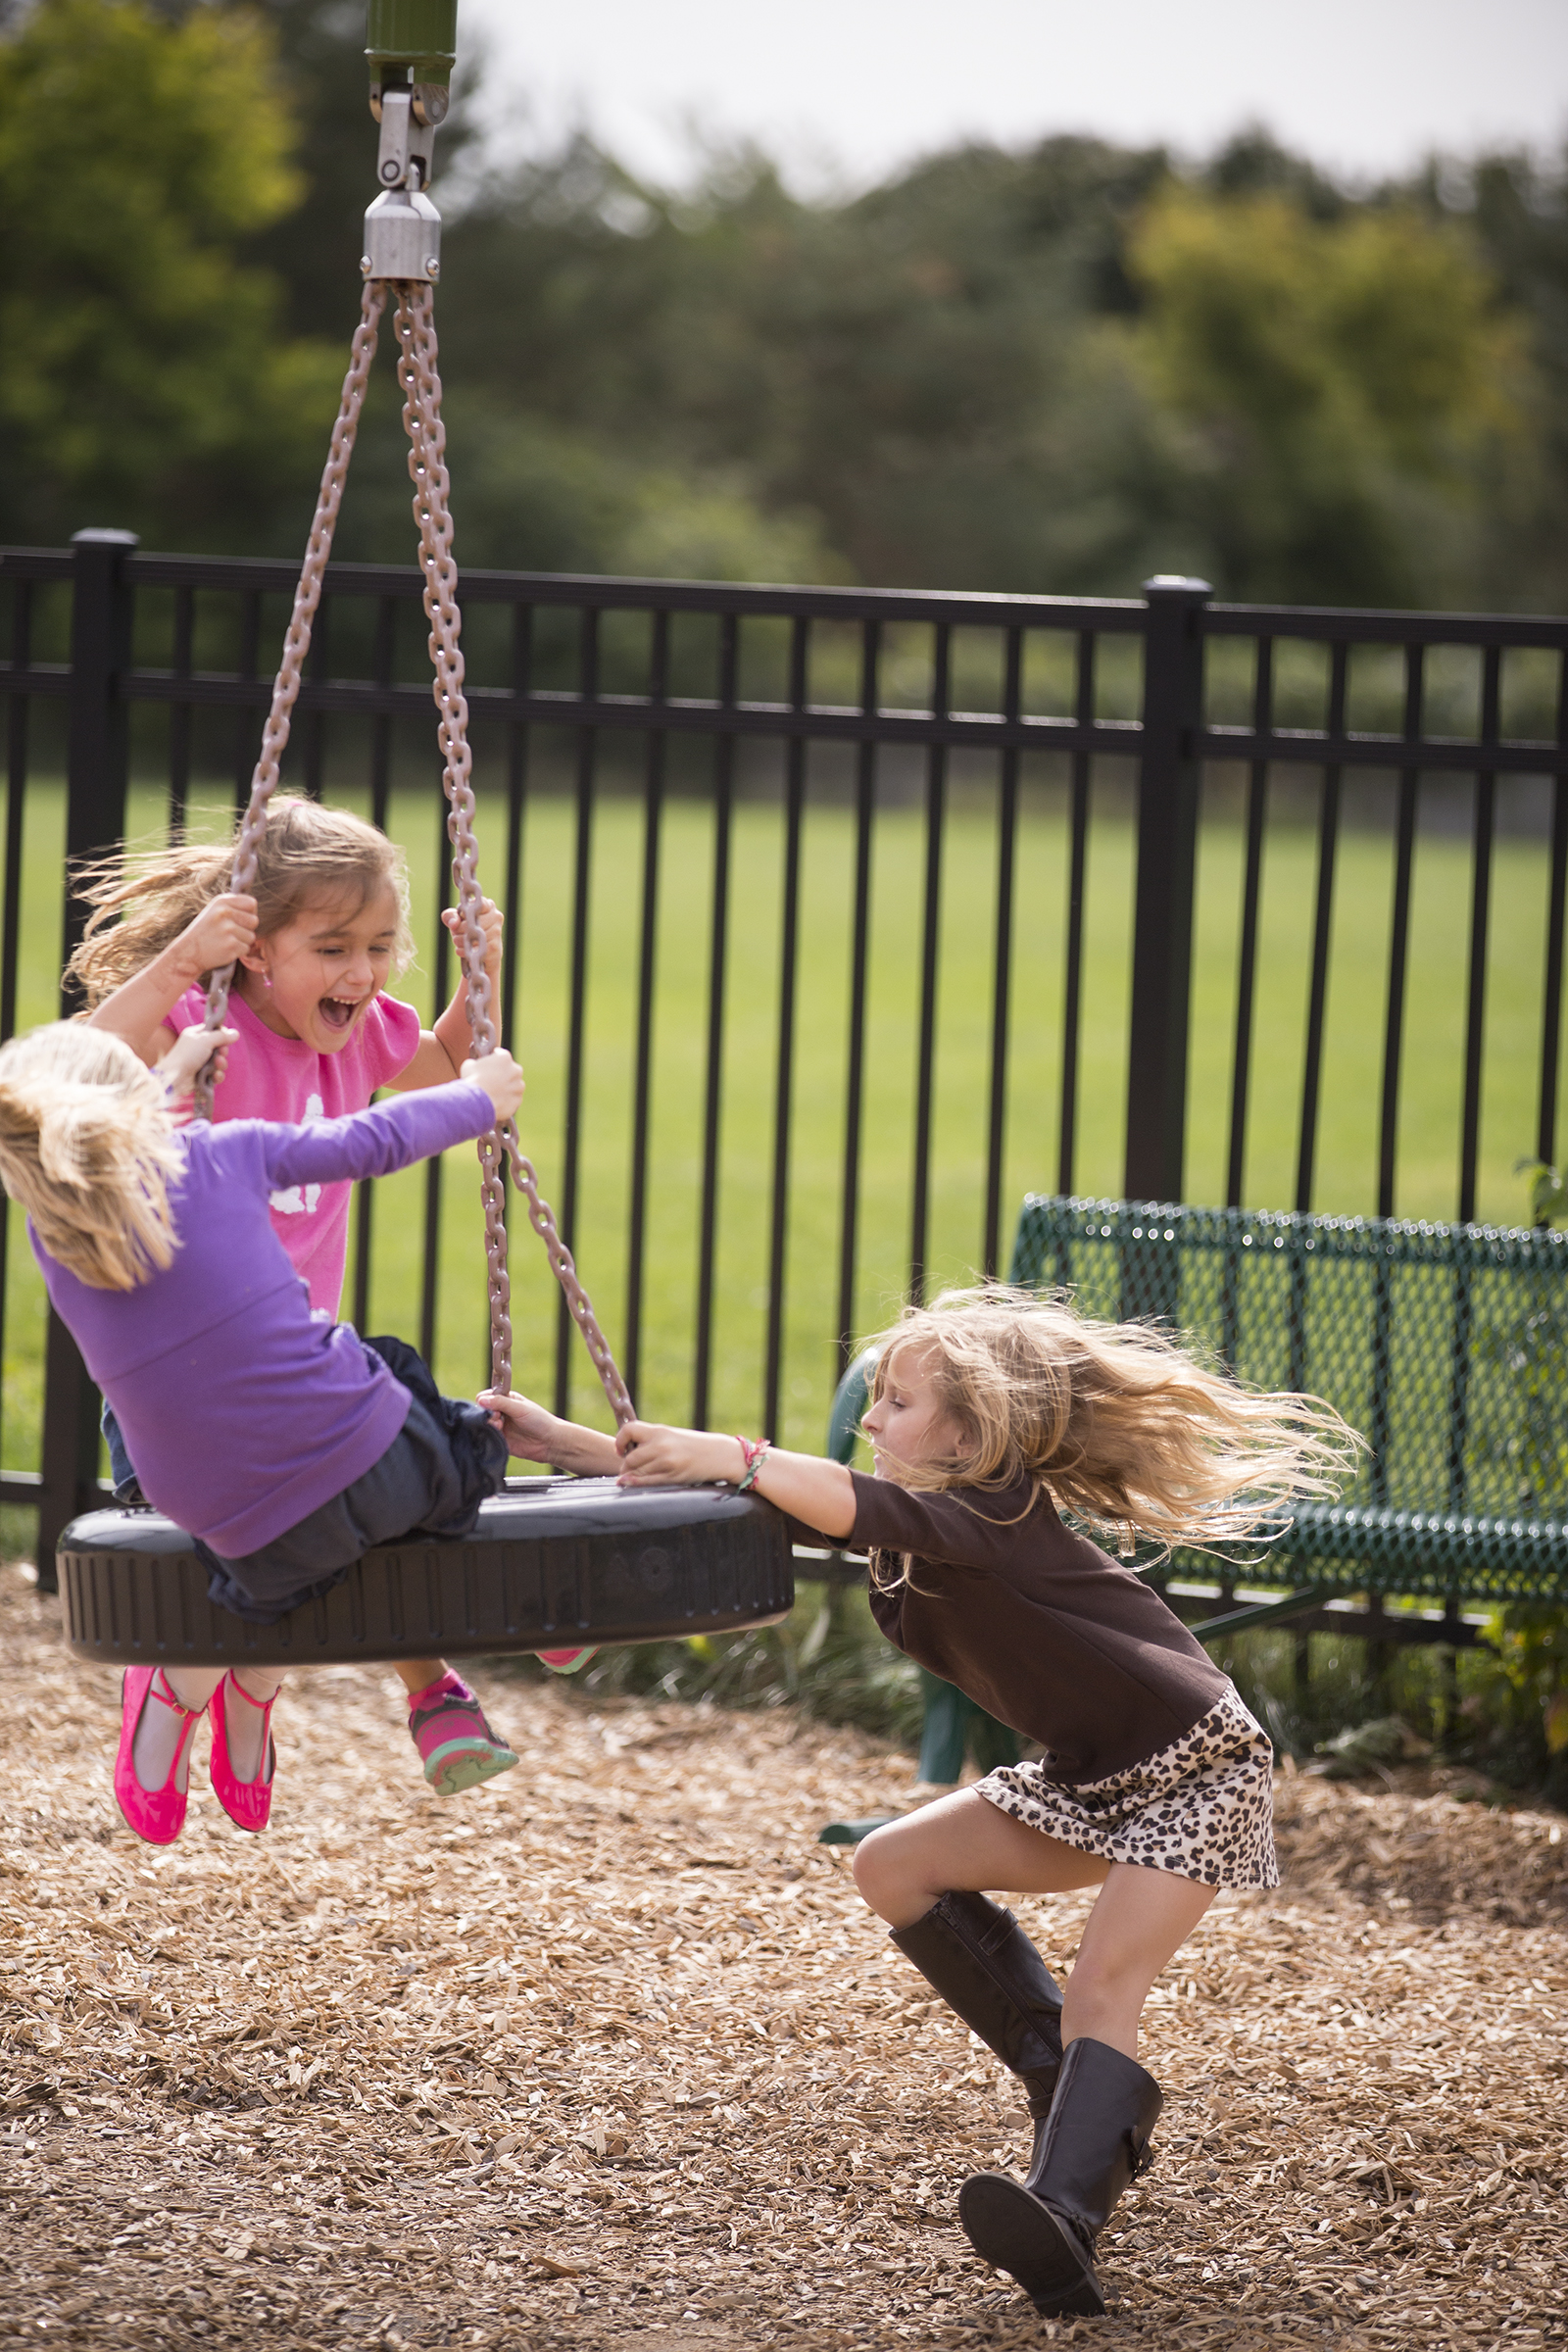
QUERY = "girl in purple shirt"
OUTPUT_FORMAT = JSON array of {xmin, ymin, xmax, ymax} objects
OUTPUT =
[
  {"xmin": 68, "ymin": 795, "xmax": 588, "ymax": 1800},
  {"xmin": 0, "ymin": 1017, "xmax": 524, "ymax": 1853}
]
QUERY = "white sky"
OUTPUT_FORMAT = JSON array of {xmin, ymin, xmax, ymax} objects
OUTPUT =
[{"xmin": 457, "ymin": 0, "xmax": 1568, "ymax": 191}]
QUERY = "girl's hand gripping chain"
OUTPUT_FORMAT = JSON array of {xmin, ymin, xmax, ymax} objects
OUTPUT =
[
  {"xmin": 460, "ymin": 1046, "xmax": 524, "ymax": 1123},
  {"xmin": 88, "ymin": 896, "xmax": 258, "ymax": 1065},
  {"xmin": 479, "ymin": 1389, "xmax": 619, "ymax": 1476},
  {"xmin": 431, "ymin": 894, "xmax": 505, "ymax": 1074},
  {"xmin": 180, "ymin": 892, "xmax": 260, "ymax": 984},
  {"xmin": 156, "ymin": 1024, "xmax": 239, "ymax": 1104},
  {"xmin": 441, "ymin": 894, "xmax": 504, "ymax": 984}
]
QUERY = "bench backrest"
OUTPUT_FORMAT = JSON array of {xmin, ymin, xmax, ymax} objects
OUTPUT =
[{"xmin": 1009, "ymin": 1196, "xmax": 1568, "ymax": 1525}]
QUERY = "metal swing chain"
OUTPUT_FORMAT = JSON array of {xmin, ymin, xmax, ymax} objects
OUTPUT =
[
  {"xmin": 392, "ymin": 282, "xmax": 636, "ymax": 1425},
  {"xmin": 193, "ymin": 269, "xmax": 634, "ymax": 1428},
  {"xmin": 196, "ymin": 279, "xmax": 389, "ymax": 1112}
]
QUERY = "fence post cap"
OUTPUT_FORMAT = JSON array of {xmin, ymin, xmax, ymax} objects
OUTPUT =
[
  {"xmin": 70, "ymin": 528, "xmax": 140, "ymax": 551},
  {"xmin": 1142, "ymin": 573, "xmax": 1212, "ymax": 600}
]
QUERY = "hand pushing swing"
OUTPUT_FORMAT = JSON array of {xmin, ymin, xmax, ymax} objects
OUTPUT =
[{"xmin": 54, "ymin": 3, "xmax": 793, "ymax": 1670}]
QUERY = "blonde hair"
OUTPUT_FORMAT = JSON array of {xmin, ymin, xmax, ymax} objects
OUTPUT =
[
  {"xmin": 861, "ymin": 1284, "xmax": 1361, "ymax": 1571},
  {"xmin": 0, "ymin": 1024, "xmax": 184, "ymax": 1291},
  {"xmin": 65, "ymin": 797, "xmax": 415, "ymax": 1008}
]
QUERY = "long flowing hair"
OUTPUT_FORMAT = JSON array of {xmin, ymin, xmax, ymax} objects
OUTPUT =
[
  {"xmin": 860, "ymin": 1283, "xmax": 1362, "ymax": 1573},
  {"xmin": 0, "ymin": 1024, "xmax": 184, "ymax": 1290},
  {"xmin": 65, "ymin": 796, "xmax": 415, "ymax": 1008}
]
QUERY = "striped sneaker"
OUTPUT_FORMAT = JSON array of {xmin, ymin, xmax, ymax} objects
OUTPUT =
[
  {"xmin": 406, "ymin": 1673, "xmax": 518, "ymax": 1796},
  {"xmin": 535, "ymin": 1647, "xmax": 600, "ymax": 1676}
]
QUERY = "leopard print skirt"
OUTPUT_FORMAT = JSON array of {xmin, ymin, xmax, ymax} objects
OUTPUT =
[{"xmin": 974, "ymin": 1689, "xmax": 1278, "ymax": 1889}]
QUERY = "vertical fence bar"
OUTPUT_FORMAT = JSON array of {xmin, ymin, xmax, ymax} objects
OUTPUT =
[
  {"xmin": 233, "ymin": 590, "xmax": 262, "ymax": 813},
  {"xmin": 1295, "ymin": 642, "xmax": 1348, "ymax": 1214},
  {"xmin": 418, "ymin": 776, "xmax": 450, "ymax": 1369},
  {"xmin": 908, "ymin": 623, "xmax": 951, "ymax": 1303},
  {"xmin": 63, "ymin": 534, "xmax": 137, "ymax": 923},
  {"xmin": 351, "ymin": 593, "xmax": 400, "ymax": 1337},
  {"xmin": 983, "ymin": 628, "xmax": 1022, "ymax": 1276},
  {"xmin": 691, "ymin": 613, "xmax": 739, "ymax": 1428},
  {"xmin": 1124, "ymin": 576, "xmax": 1209, "ymax": 1205},
  {"xmin": 302, "ymin": 595, "xmax": 330, "ymax": 800},
  {"xmin": 835, "ymin": 623, "xmax": 880, "ymax": 1373},
  {"xmin": 1, "ymin": 581, "xmax": 29, "ymax": 1049},
  {"xmin": 624, "ymin": 609, "xmax": 667, "ymax": 1404},
  {"xmin": 1368, "ymin": 644, "xmax": 1426, "ymax": 1512},
  {"xmin": 0, "ymin": 579, "xmax": 32, "ymax": 1476},
  {"xmin": 500, "ymin": 604, "xmax": 531, "ymax": 1046},
  {"xmin": 167, "ymin": 585, "xmax": 195, "ymax": 835},
  {"xmin": 1056, "ymin": 632, "xmax": 1094, "ymax": 1198},
  {"xmin": 1225, "ymin": 637, "xmax": 1272, "ymax": 1207},
  {"xmin": 1378, "ymin": 645, "xmax": 1425, "ymax": 1219},
  {"xmin": 555, "ymin": 608, "xmax": 601, "ymax": 1418},
  {"xmin": 495, "ymin": 601, "xmax": 532, "ymax": 1383},
  {"xmin": 369, "ymin": 596, "xmax": 396, "ymax": 834},
  {"xmin": 1457, "ymin": 647, "xmax": 1501, "ymax": 1224},
  {"xmin": 1537, "ymin": 656, "xmax": 1568, "ymax": 1175},
  {"xmin": 763, "ymin": 616, "xmax": 809, "ymax": 1436},
  {"xmin": 39, "ymin": 530, "xmax": 140, "ymax": 1585}
]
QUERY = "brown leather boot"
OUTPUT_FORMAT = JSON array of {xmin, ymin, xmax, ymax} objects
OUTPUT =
[
  {"xmin": 889, "ymin": 1889, "xmax": 1065, "ymax": 2154},
  {"xmin": 958, "ymin": 2034, "xmax": 1163, "ymax": 2316}
]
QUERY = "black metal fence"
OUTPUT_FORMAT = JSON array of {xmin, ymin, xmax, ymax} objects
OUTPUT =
[{"xmin": 2, "ymin": 531, "xmax": 1565, "ymax": 1580}]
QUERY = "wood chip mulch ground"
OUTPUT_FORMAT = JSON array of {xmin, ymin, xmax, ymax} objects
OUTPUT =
[{"xmin": 2, "ymin": 1564, "xmax": 1565, "ymax": 2352}]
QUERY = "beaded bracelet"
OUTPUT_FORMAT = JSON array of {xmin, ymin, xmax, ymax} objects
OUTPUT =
[{"xmin": 732, "ymin": 1435, "xmax": 772, "ymax": 1494}]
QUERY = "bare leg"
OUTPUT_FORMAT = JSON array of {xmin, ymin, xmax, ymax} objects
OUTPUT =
[
  {"xmin": 854, "ymin": 1788, "xmax": 1214, "ymax": 2059},
  {"xmin": 133, "ymin": 1667, "xmax": 285, "ymax": 1790},
  {"xmin": 1054, "ymin": 1865, "xmax": 1213, "ymax": 2058},
  {"xmin": 393, "ymin": 1658, "xmax": 447, "ymax": 1696},
  {"xmin": 132, "ymin": 1668, "xmax": 223, "ymax": 1792},
  {"xmin": 221, "ymin": 1667, "xmax": 285, "ymax": 1784},
  {"xmin": 853, "ymin": 1786, "xmax": 1109, "ymax": 1924}
]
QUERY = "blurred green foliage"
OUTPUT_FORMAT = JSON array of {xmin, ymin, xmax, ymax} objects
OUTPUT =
[
  {"xmin": 1517, "ymin": 1158, "xmax": 1568, "ymax": 1227},
  {"xmin": 2, "ymin": 0, "xmax": 1566, "ymax": 609},
  {"xmin": 1126, "ymin": 188, "xmax": 1531, "ymax": 604},
  {"xmin": 0, "ymin": 0, "xmax": 343, "ymax": 546}
]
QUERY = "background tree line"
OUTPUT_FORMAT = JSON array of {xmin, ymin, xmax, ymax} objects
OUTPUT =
[{"xmin": 3, "ymin": 0, "xmax": 1566, "ymax": 611}]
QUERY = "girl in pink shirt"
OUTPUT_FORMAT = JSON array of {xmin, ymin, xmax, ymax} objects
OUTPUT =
[{"xmin": 71, "ymin": 795, "xmax": 580, "ymax": 1803}]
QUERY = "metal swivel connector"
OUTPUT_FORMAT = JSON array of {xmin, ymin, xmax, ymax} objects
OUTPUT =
[
  {"xmin": 361, "ymin": 0, "xmax": 454, "ymax": 279},
  {"xmin": 363, "ymin": 88, "xmax": 442, "ymax": 282}
]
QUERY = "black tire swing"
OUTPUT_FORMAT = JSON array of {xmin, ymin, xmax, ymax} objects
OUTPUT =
[{"xmin": 57, "ymin": 11, "xmax": 792, "ymax": 1672}]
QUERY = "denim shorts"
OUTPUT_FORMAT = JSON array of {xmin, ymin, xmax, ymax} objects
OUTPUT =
[{"xmin": 107, "ymin": 1335, "xmax": 508, "ymax": 1627}]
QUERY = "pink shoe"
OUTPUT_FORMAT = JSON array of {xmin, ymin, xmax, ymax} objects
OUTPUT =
[
  {"xmin": 209, "ymin": 1674, "xmax": 277, "ymax": 1834},
  {"xmin": 535, "ymin": 1646, "xmax": 599, "ymax": 1675},
  {"xmin": 407, "ymin": 1672, "xmax": 518, "ymax": 1796},
  {"xmin": 114, "ymin": 1668, "xmax": 206, "ymax": 1846}
]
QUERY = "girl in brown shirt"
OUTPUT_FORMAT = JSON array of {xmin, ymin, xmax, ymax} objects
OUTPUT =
[{"xmin": 485, "ymin": 1285, "xmax": 1355, "ymax": 2322}]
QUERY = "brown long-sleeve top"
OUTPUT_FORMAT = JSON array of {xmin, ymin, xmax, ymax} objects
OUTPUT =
[{"xmin": 796, "ymin": 1470, "xmax": 1232, "ymax": 1788}]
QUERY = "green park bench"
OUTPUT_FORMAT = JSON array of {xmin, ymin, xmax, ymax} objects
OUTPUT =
[{"xmin": 814, "ymin": 1193, "xmax": 1568, "ymax": 1809}]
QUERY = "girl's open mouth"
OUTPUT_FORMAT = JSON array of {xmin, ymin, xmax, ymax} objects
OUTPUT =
[{"xmin": 318, "ymin": 996, "xmax": 363, "ymax": 1033}]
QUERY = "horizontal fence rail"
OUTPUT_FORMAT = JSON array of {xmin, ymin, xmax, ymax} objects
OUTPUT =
[{"xmin": 2, "ymin": 536, "xmax": 1566, "ymax": 1591}]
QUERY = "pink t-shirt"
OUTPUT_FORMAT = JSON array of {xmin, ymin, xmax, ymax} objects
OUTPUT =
[{"xmin": 166, "ymin": 986, "xmax": 420, "ymax": 1315}]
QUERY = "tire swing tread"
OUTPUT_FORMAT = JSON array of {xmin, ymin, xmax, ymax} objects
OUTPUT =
[{"xmin": 56, "ymin": 1476, "xmax": 794, "ymax": 1668}]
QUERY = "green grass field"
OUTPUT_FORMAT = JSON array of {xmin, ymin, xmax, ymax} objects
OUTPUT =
[{"xmin": 2, "ymin": 766, "xmax": 1561, "ymax": 1485}]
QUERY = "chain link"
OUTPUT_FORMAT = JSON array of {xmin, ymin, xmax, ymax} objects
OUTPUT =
[
  {"xmin": 196, "ymin": 280, "xmax": 388, "ymax": 1115},
  {"xmin": 393, "ymin": 284, "xmax": 635, "ymax": 1425}
]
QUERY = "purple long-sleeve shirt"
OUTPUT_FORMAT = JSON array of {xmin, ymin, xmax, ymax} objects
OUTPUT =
[{"xmin": 32, "ymin": 1081, "xmax": 496, "ymax": 1556}]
